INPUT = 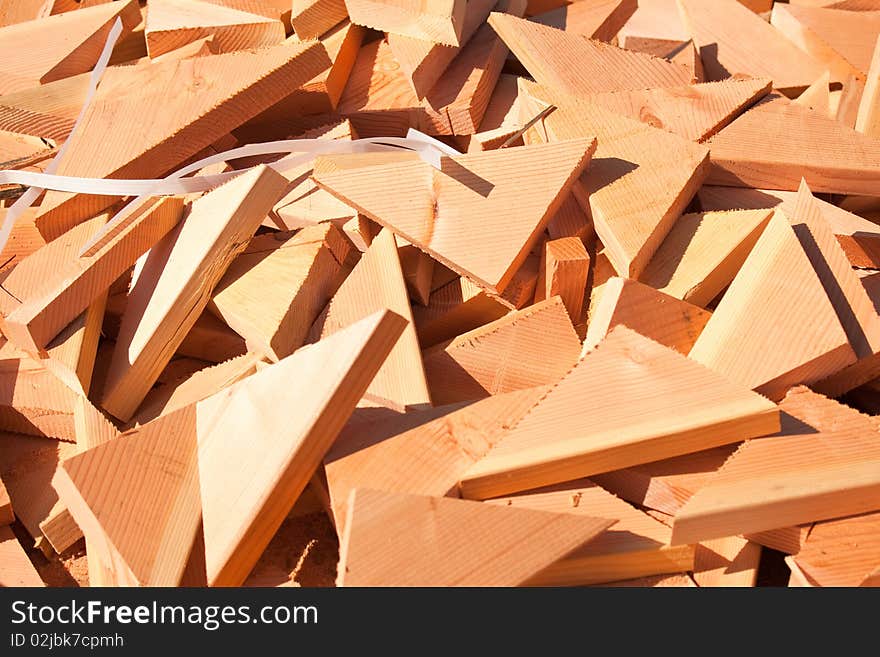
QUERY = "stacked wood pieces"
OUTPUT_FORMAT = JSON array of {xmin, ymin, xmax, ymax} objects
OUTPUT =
[{"xmin": 1, "ymin": 0, "xmax": 879, "ymax": 589}]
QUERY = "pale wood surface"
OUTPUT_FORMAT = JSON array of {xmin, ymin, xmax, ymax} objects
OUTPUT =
[
  {"xmin": 344, "ymin": 0, "xmax": 467, "ymax": 46},
  {"xmin": 534, "ymin": 237, "xmax": 589, "ymax": 323},
  {"xmin": 791, "ymin": 511, "xmax": 880, "ymax": 586},
  {"xmin": 290, "ymin": 0, "xmax": 348, "ymax": 39},
  {"xmin": 693, "ymin": 536, "xmax": 761, "ymax": 587},
  {"xmin": 857, "ymin": 35, "xmax": 880, "ymax": 135},
  {"xmin": 530, "ymin": 0, "xmax": 636, "ymax": 42},
  {"xmin": 412, "ymin": 275, "xmax": 509, "ymax": 347},
  {"xmin": 794, "ymin": 72, "xmax": 833, "ymax": 116},
  {"xmin": 0, "ymin": 525, "xmax": 44, "ymax": 586}
]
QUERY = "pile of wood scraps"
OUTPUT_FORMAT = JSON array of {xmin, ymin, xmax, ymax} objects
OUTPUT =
[{"xmin": 1, "ymin": 0, "xmax": 880, "ymax": 588}]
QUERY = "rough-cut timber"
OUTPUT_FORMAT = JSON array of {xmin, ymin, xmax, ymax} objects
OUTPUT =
[
  {"xmin": 689, "ymin": 212, "xmax": 856, "ymax": 400},
  {"xmin": 290, "ymin": 0, "xmax": 348, "ymax": 39},
  {"xmin": 789, "ymin": 511, "xmax": 880, "ymax": 587},
  {"xmin": 337, "ymin": 488, "xmax": 614, "ymax": 586},
  {"xmin": 0, "ymin": 526, "xmax": 43, "ymax": 587},
  {"xmin": 343, "ymin": 0, "xmax": 467, "ymax": 46},
  {"xmin": 858, "ymin": 35, "xmax": 880, "ymax": 136},
  {"xmin": 459, "ymin": 326, "xmax": 780, "ymax": 500},
  {"xmin": 530, "ymin": 0, "xmax": 637, "ymax": 42},
  {"xmin": 534, "ymin": 237, "xmax": 589, "ymax": 323},
  {"xmin": 422, "ymin": 297, "xmax": 580, "ymax": 405}
]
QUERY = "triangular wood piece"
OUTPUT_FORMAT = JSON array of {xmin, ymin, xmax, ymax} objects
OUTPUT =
[
  {"xmin": 693, "ymin": 536, "xmax": 762, "ymax": 588},
  {"xmin": 412, "ymin": 275, "xmax": 509, "ymax": 348},
  {"xmin": 584, "ymin": 77, "xmax": 771, "ymax": 142},
  {"xmin": 789, "ymin": 511, "xmax": 880, "ymax": 587},
  {"xmin": 857, "ymin": 35, "xmax": 880, "ymax": 136},
  {"xmin": 488, "ymin": 12, "xmax": 694, "ymax": 98},
  {"xmin": 771, "ymin": 3, "xmax": 880, "ymax": 82},
  {"xmin": 0, "ymin": 526, "xmax": 43, "ymax": 587},
  {"xmin": 618, "ymin": 0, "xmax": 689, "ymax": 45},
  {"xmin": 313, "ymin": 139, "xmax": 595, "ymax": 294},
  {"xmin": 323, "ymin": 386, "xmax": 549, "ymax": 529},
  {"xmin": 387, "ymin": 0, "xmax": 496, "ymax": 99},
  {"xmin": 705, "ymin": 92, "xmax": 880, "ymax": 195},
  {"xmin": 290, "ymin": 0, "xmax": 348, "ymax": 40},
  {"xmin": 460, "ymin": 326, "xmax": 780, "ymax": 500},
  {"xmin": 0, "ymin": 72, "xmax": 89, "ymax": 142},
  {"xmin": 209, "ymin": 223, "xmax": 357, "ymax": 362},
  {"xmin": 534, "ymin": 237, "xmax": 590, "ymax": 323},
  {"xmin": 697, "ymin": 185, "xmax": 880, "ymax": 269},
  {"xmin": 34, "ymin": 41, "xmax": 329, "ymax": 240},
  {"xmin": 688, "ymin": 211, "xmax": 857, "ymax": 400},
  {"xmin": 793, "ymin": 71, "xmax": 833, "ymax": 116},
  {"xmin": 144, "ymin": 0, "xmax": 286, "ymax": 58},
  {"xmin": 676, "ymin": 0, "xmax": 827, "ymax": 94},
  {"xmin": 788, "ymin": 180, "xmax": 880, "ymax": 396},
  {"xmin": 520, "ymin": 80, "xmax": 709, "ymax": 276},
  {"xmin": 197, "ymin": 310, "xmax": 406, "ymax": 585},
  {"xmin": 671, "ymin": 387, "xmax": 880, "ymax": 545},
  {"xmin": 101, "ymin": 165, "xmax": 290, "ymax": 421},
  {"xmin": 398, "ymin": 243, "xmax": 434, "ymax": 306},
  {"xmin": 583, "ymin": 277, "xmax": 712, "ymax": 354},
  {"xmin": 486, "ymin": 479, "xmax": 695, "ymax": 586},
  {"xmin": 56, "ymin": 404, "xmax": 204, "ymax": 586},
  {"xmin": 0, "ymin": 0, "xmax": 142, "ymax": 94},
  {"xmin": 337, "ymin": 488, "xmax": 614, "ymax": 586},
  {"xmin": 344, "ymin": 0, "xmax": 467, "ymax": 46},
  {"xmin": 530, "ymin": 0, "xmax": 637, "ymax": 42},
  {"xmin": 640, "ymin": 209, "xmax": 773, "ymax": 307},
  {"xmin": 422, "ymin": 296, "xmax": 580, "ymax": 405},
  {"xmin": 309, "ymin": 228, "xmax": 430, "ymax": 409},
  {"xmin": 1, "ymin": 197, "xmax": 184, "ymax": 356}
]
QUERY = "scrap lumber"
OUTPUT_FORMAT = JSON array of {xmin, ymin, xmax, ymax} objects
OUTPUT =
[
  {"xmin": 337, "ymin": 488, "xmax": 614, "ymax": 586},
  {"xmin": 583, "ymin": 277, "xmax": 712, "ymax": 354},
  {"xmin": 671, "ymin": 387, "xmax": 880, "ymax": 545},
  {"xmin": 789, "ymin": 512, "xmax": 880, "ymax": 586},
  {"xmin": 692, "ymin": 536, "xmax": 761, "ymax": 588},
  {"xmin": 640, "ymin": 209, "xmax": 773, "ymax": 308},
  {"xmin": 40, "ymin": 293, "xmax": 108, "ymax": 396},
  {"xmin": 486, "ymin": 480, "xmax": 695, "ymax": 586},
  {"xmin": 209, "ymin": 223, "xmax": 357, "ymax": 362},
  {"xmin": 688, "ymin": 212, "xmax": 857, "ymax": 400},
  {"xmin": 0, "ymin": 0, "xmax": 142, "ymax": 95},
  {"xmin": 144, "ymin": 0, "xmax": 286, "ymax": 58},
  {"xmin": 596, "ymin": 573, "xmax": 696, "ymax": 587},
  {"xmin": 0, "ymin": 208, "xmax": 45, "ymax": 275},
  {"xmin": 313, "ymin": 139, "xmax": 595, "ymax": 294},
  {"xmin": 34, "ymin": 40, "xmax": 330, "ymax": 241},
  {"xmin": 0, "ymin": 477, "xmax": 12, "ymax": 525},
  {"xmin": 0, "ymin": 431, "xmax": 80, "ymax": 553},
  {"xmin": 412, "ymin": 276, "xmax": 510, "ymax": 347},
  {"xmin": 1, "ymin": 197, "xmax": 184, "ymax": 356},
  {"xmin": 530, "ymin": 0, "xmax": 637, "ymax": 42},
  {"xmin": 697, "ymin": 185, "xmax": 880, "ymax": 269},
  {"xmin": 676, "ymin": 0, "xmax": 827, "ymax": 94},
  {"xmin": 0, "ymin": 0, "xmax": 52, "ymax": 29},
  {"xmin": 618, "ymin": 0, "xmax": 689, "ymax": 45},
  {"xmin": 459, "ymin": 326, "xmax": 780, "ymax": 500},
  {"xmin": 323, "ymin": 386, "xmax": 549, "ymax": 528},
  {"xmin": 422, "ymin": 296, "xmax": 580, "ymax": 405},
  {"xmin": 534, "ymin": 237, "xmax": 589, "ymax": 322},
  {"xmin": 309, "ymin": 228, "xmax": 430, "ymax": 409},
  {"xmin": 290, "ymin": 0, "xmax": 348, "ymax": 39},
  {"xmin": 794, "ymin": 72, "xmax": 833, "ymax": 116},
  {"xmin": 398, "ymin": 244, "xmax": 434, "ymax": 306},
  {"xmin": 520, "ymin": 81, "xmax": 710, "ymax": 277},
  {"xmin": 388, "ymin": 0, "xmax": 497, "ymax": 99},
  {"xmin": 343, "ymin": 0, "xmax": 467, "ymax": 46},
  {"xmin": 463, "ymin": 73, "xmax": 525, "ymax": 152},
  {"xmin": 787, "ymin": 180, "xmax": 880, "ymax": 396},
  {"xmin": 770, "ymin": 3, "xmax": 880, "ymax": 82},
  {"xmin": 489, "ymin": 12, "xmax": 695, "ymax": 98},
  {"xmin": 622, "ymin": 38, "xmax": 705, "ymax": 83},
  {"xmin": 591, "ymin": 445, "xmax": 739, "ymax": 516},
  {"xmin": 857, "ymin": 35, "xmax": 880, "ymax": 135},
  {"xmin": 101, "ymin": 166, "xmax": 289, "ymax": 422},
  {"xmin": 0, "ymin": 73, "xmax": 88, "ymax": 142},
  {"xmin": 0, "ymin": 526, "xmax": 44, "ymax": 587},
  {"xmin": 705, "ymin": 93, "xmax": 880, "ymax": 195},
  {"xmin": 546, "ymin": 192, "xmax": 593, "ymax": 242}
]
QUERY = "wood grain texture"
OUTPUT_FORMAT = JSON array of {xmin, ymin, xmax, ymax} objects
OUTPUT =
[
  {"xmin": 688, "ymin": 212, "xmax": 856, "ymax": 401},
  {"xmin": 697, "ymin": 185, "xmax": 880, "ymax": 269},
  {"xmin": 34, "ymin": 40, "xmax": 329, "ymax": 240},
  {"xmin": 534, "ymin": 237, "xmax": 589, "ymax": 323},
  {"xmin": 487, "ymin": 479, "xmax": 695, "ymax": 586},
  {"xmin": 101, "ymin": 166, "xmax": 289, "ymax": 421},
  {"xmin": 640, "ymin": 209, "xmax": 773, "ymax": 308},
  {"xmin": 0, "ymin": 526, "xmax": 43, "ymax": 586},
  {"xmin": 794, "ymin": 72, "xmax": 833, "ymax": 116},
  {"xmin": 0, "ymin": 0, "xmax": 141, "ymax": 94},
  {"xmin": 0, "ymin": 0, "xmax": 52, "ymax": 29},
  {"xmin": 343, "ymin": 0, "xmax": 467, "ymax": 46},
  {"xmin": 337, "ymin": 488, "xmax": 614, "ymax": 586},
  {"xmin": 857, "ymin": 35, "xmax": 880, "ymax": 135},
  {"xmin": 210, "ymin": 223, "xmax": 356, "ymax": 362},
  {"xmin": 398, "ymin": 243, "xmax": 434, "ymax": 306},
  {"xmin": 145, "ymin": 0, "xmax": 286, "ymax": 58},
  {"xmin": 290, "ymin": 0, "xmax": 348, "ymax": 39},
  {"xmin": 676, "ymin": 0, "xmax": 827, "ymax": 93},
  {"xmin": 520, "ymin": 80, "xmax": 709, "ymax": 277},
  {"xmin": 490, "ymin": 11, "xmax": 693, "ymax": 98},
  {"xmin": 412, "ymin": 275, "xmax": 509, "ymax": 347},
  {"xmin": 671, "ymin": 386, "xmax": 880, "ymax": 545},
  {"xmin": 693, "ymin": 536, "xmax": 761, "ymax": 587},
  {"xmin": 460, "ymin": 326, "xmax": 780, "ymax": 500},
  {"xmin": 584, "ymin": 277, "xmax": 712, "ymax": 354},
  {"xmin": 309, "ymin": 228, "xmax": 430, "ymax": 409},
  {"xmin": 790, "ymin": 511, "xmax": 880, "ymax": 586},
  {"xmin": 530, "ymin": 0, "xmax": 636, "ymax": 42},
  {"xmin": 422, "ymin": 296, "xmax": 580, "ymax": 405},
  {"xmin": 324, "ymin": 386, "xmax": 549, "ymax": 529},
  {"xmin": 314, "ymin": 139, "xmax": 595, "ymax": 293},
  {"xmin": 705, "ymin": 93, "xmax": 880, "ymax": 195}
]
